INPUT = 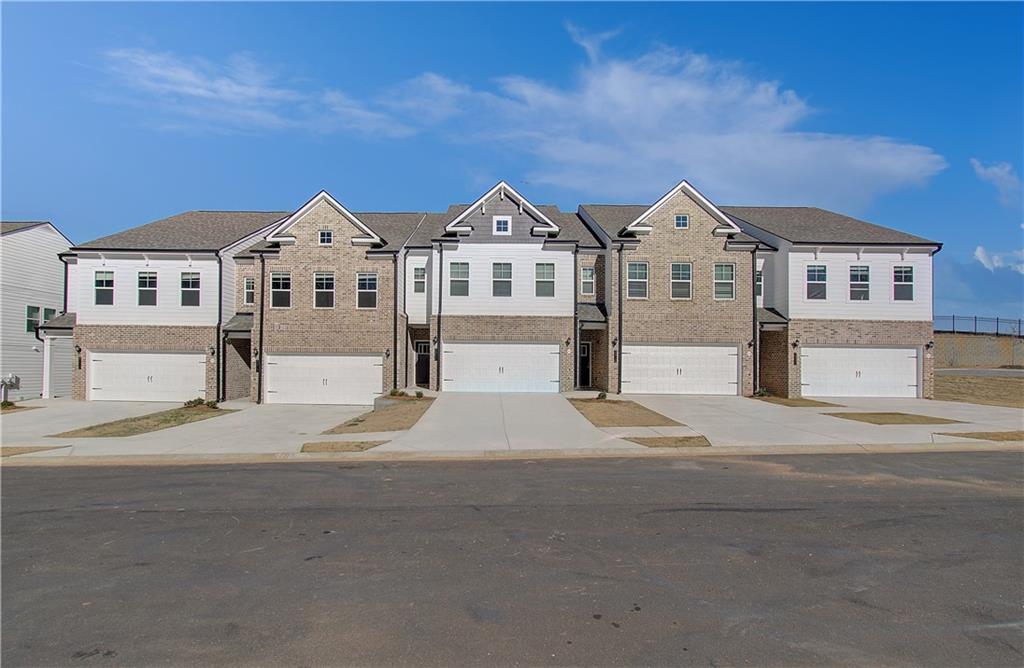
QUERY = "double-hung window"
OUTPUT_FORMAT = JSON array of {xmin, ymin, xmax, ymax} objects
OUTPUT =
[
  {"xmin": 318, "ymin": 229, "xmax": 333, "ymax": 246},
  {"xmin": 674, "ymin": 214, "xmax": 689, "ymax": 229},
  {"xmin": 535, "ymin": 263, "xmax": 555, "ymax": 297},
  {"xmin": 493, "ymin": 216, "xmax": 511, "ymax": 236},
  {"xmin": 492, "ymin": 263, "xmax": 512, "ymax": 297},
  {"xmin": 270, "ymin": 272, "xmax": 291, "ymax": 308},
  {"xmin": 94, "ymin": 271, "xmax": 114, "ymax": 305},
  {"xmin": 627, "ymin": 262, "xmax": 648, "ymax": 299},
  {"xmin": 893, "ymin": 266, "xmax": 914, "ymax": 301},
  {"xmin": 806, "ymin": 265, "xmax": 827, "ymax": 300},
  {"xmin": 849, "ymin": 266, "xmax": 870, "ymax": 301},
  {"xmin": 713, "ymin": 263, "xmax": 735, "ymax": 300},
  {"xmin": 449, "ymin": 262, "xmax": 469, "ymax": 296},
  {"xmin": 243, "ymin": 277, "xmax": 255, "ymax": 305},
  {"xmin": 357, "ymin": 272, "xmax": 377, "ymax": 308},
  {"xmin": 25, "ymin": 306, "xmax": 40, "ymax": 333},
  {"xmin": 314, "ymin": 272, "xmax": 335, "ymax": 308},
  {"xmin": 413, "ymin": 267, "xmax": 426, "ymax": 294},
  {"xmin": 580, "ymin": 266, "xmax": 595, "ymax": 296},
  {"xmin": 180, "ymin": 272, "xmax": 201, "ymax": 306},
  {"xmin": 670, "ymin": 262, "xmax": 692, "ymax": 299},
  {"xmin": 138, "ymin": 271, "xmax": 158, "ymax": 306},
  {"xmin": 755, "ymin": 270, "xmax": 763, "ymax": 298}
]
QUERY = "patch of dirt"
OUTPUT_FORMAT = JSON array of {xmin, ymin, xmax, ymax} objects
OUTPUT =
[
  {"xmin": 569, "ymin": 399, "xmax": 681, "ymax": 428},
  {"xmin": 323, "ymin": 399, "xmax": 434, "ymax": 434},
  {"xmin": 627, "ymin": 436, "xmax": 710, "ymax": 448},
  {"xmin": 938, "ymin": 430, "xmax": 1024, "ymax": 442},
  {"xmin": 50, "ymin": 406, "xmax": 237, "ymax": 438},
  {"xmin": 824, "ymin": 412, "xmax": 963, "ymax": 425},
  {"xmin": 1, "ymin": 446, "xmax": 66, "ymax": 457},
  {"xmin": 935, "ymin": 375, "xmax": 1024, "ymax": 408},
  {"xmin": 301, "ymin": 441, "xmax": 387, "ymax": 453},
  {"xmin": 755, "ymin": 396, "xmax": 841, "ymax": 408},
  {"xmin": 1, "ymin": 405, "xmax": 41, "ymax": 414}
]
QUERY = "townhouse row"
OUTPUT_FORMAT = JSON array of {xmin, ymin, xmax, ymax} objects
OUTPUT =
[{"xmin": 38, "ymin": 180, "xmax": 941, "ymax": 404}]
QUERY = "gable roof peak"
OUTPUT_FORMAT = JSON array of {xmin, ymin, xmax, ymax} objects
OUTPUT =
[
  {"xmin": 266, "ymin": 190, "xmax": 383, "ymax": 246},
  {"xmin": 445, "ymin": 181, "xmax": 560, "ymax": 236},
  {"xmin": 623, "ymin": 179, "xmax": 741, "ymax": 237}
]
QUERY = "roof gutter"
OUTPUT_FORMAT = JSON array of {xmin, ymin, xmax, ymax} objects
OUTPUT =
[{"xmin": 256, "ymin": 253, "xmax": 267, "ymax": 404}]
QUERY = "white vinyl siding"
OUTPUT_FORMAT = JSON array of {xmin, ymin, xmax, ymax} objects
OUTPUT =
[
  {"xmin": 88, "ymin": 352, "xmax": 206, "ymax": 402},
  {"xmin": 264, "ymin": 354, "xmax": 383, "ymax": 405},
  {"xmin": 442, "ymin": 342, "xmax": 559, "ymax": 392},
  {"xmin": 405, "ymin": 252, "xmax": 429, "ymax": 325},
  {"xmin": 801, "ymin": 346, "xmax": 919, "ymax": 397},
  {"xmin": 622, "ymin": 345, "xmax": 739, "ymax": 395}
]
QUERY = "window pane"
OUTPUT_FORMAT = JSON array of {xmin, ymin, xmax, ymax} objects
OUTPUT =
[
  {"xmin": 627, "ymin": 263, "xmax": 647, "ymax": 280},
  {"xmin": 43, "ymin": 308, "xmax": 56, "ymax": 321},
  {"xmin": 450, "ymin": 280, "xmax": 469, "ymax": 297},
  {"xmin": 807, "ymin": 265, "xmax": 826, "ymax": 282},
  {"xmin": 850, "ymin": 266, "xmax": 869, "ymax": 283},
  {"xmin": 25, "ymin": 306, "xmax": 40, "ymax": 332},
  {"xmin": 493, "ymin": 263, "xmax": 512, "ymax": 279},
  {"xmin": 714, "ymin": 282, "xmax": 734, "ymax": 300},
  {"xmin": 850, "ymin": 286, "xmax": 869, "ymax": 300},
  {"xmin": 319, "ymin": 230, "xmax": 333, "ymax": 245},
  {"xmin": 138, "ymin": 272, "xmax": 157, "ymax": 288},
  {"xmin": 807, "ymin": 283, "xmax": 826, "ymax": 300},
  {"xmin": 315, "ymin": 273, "xmax": 334, "ymax": 290},
  {"xmin": 357, "ymin": 273, "xmax": 377, "ymax": 291},
  {"xmin": 894, "ymin": 284, "xmax": 913, "ymax": 301},
  {"xmin": 450, "ymin": 262, "xmax": 469, "ymax": 280},
  {"xmin": 536, "ymin": 263, "xmax": 555, "ymax": 280},
  {"xmin": 671, "ymin": 282, "xmax": 691, "ymax": 299},
  {"xmin": 493, "ymin": 280, "xmax": 512, "ymax": 297},
  {"xmin": 95, "ymin": 271, "xmax": 114, "ymax": 287},
  {"xmin": 139, "ymin": 289, "xmax": 157, "ymax": 306},
  {"xmin": 894, "ymin": 266, "xmax": 913, "ymax": 283},
  {"xmin": 627, "ymin": 280, "xmax": 647, "ymax": 299},
  {"xmin": 271, "ymin": 273, "xmax": 290, "ymax": 290},
  {"xmin": 357, "ymin": 291, "xmax": 377, "ymax": 308},
  {"xmin": 271, "ymin": 291, "xmax": 290, "ymax": 308},
  {"xmin": 714, "ymin": 264, "xmax": 734, "ymax": 281},
  {"xmin": 181, "ymin": 272, "xmax": 200, "ymax": 289},
  {"xmin": 536, "ymin": 280, "xmax": 555, "ymax": 297},
  {"xmin": 671, "ymin": 263, "xmax": 691, "ymax": 281},
  {"xmin": 181, "ymin": 290, "xmax": 200, "ymax": 307},
  {"xmin": 675, "ymin": 214, "xmax": 689, "ymax": 228},
  {"xmin": 315, "ymin": 291, "xmax": 334, "ymax": 308}
]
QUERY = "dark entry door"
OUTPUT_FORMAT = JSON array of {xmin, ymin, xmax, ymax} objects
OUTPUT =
[
  {"xmin": 415, "ymin": 341, "xmax": 430, "ymax": 387},
  {"xmin": 578, "ymin": 342, "xmax": 591, "ymax": 388}
]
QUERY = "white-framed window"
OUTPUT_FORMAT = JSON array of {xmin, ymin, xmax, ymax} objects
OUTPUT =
[
  {"xmin": 356, "ymin": 272, "xmax": 377, "ymax": 309},
  {"xmin": 43, "ymin": 307, "xmax": 55, "ymax": 323},
  {"xmin": 450, "ymin": 262, "xmax": 469, "ymax": 296},
  {"xmin": 243, "ymin": 277, "xmax": 255, "ymax": 305},
  {"xmin": 314, "ymin": 271, "xmax": 335, "ymax": 308},
  {"xmin": 138, "ymin": 271, "xmax": 157, "ymax": 306},
  {"xmin": 319, "ymin": 229, "xmax": 334, "ymax": 246},
  {"xmin": 671, "ymin": 262, "xmax": 692, "ymax": 299},
  {"xmin": 580, "ymin": 266, "xmax": 595, "ymax": 296},
  {"xmin": 627, "ymin": 262, "xmax": 648, "ymax": 299},
  {"xmin": 535, "ymin": 263, "xmax": 555, "ymax": 297},
  {"xmin": 94, "ymin": 271, "xmax": 114, "ymax": 305},
  {"xmin": 25, "ymin": 306, "xmax": 40, "ymax": 333},
  {"xmin": 806, "ymin": 265, "xmax": 827, "ymax": 300},
  {"xmin": 894, "ymin": 266, "xmax": 914, "ymax": 301},
  {"xmin": 270, "ymin": 272, "xmax": 291, "ymax": 308},
  {"xmin": 674, "ymin": 214, "xmax": 689, "ymax": 229},
  {"xmin": 713, "ymin": 263, "xmax": 735, "ymax": 300},
  {"xmin": 413, "ymin": 267, "xmax": 426, "ymax": 294},
  {"xmin": 493, "ymin": 216, "xmax": 511, "ymax": 236},
  {"xmin": 180, "ymin": 272, "xmax": 201, "ymax": 306},
  {"xmin": 492, "ymin": 262, "xmax": 512, "ymax": 297},
  {"xmin": 755, "ymin": 270, "xmax": 763, "ymax": 298},
  {"xmin": 849, "ymin": 265, "xmax": 870, "ymax": 301}
]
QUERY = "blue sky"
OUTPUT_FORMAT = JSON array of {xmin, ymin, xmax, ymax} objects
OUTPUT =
[{"xmin": 3, "ymin": 2, "xmax": 1022, "ymax": 316}]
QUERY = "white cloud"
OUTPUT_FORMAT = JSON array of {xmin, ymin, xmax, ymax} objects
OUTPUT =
[
  {"xmin": 974, "ymin": 245, "xmax": 1024, "ymax": 274},
  {"xmin": 970, "ymin": 158, "xmax": 1022, "ymax": 209}
]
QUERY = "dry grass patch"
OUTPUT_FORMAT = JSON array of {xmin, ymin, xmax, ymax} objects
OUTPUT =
[
  {"xmin": 301, "ymin": 441, "xmax": 387, "ymax": 453},
  {"xmin": 324, "ymin": 398, "xmax": 434, "ymax": 434},
  {"xmin": 1, "ymin": 404, "xmax": 41, "ymax": 414},
  {"xmin": 627, "ymin": 436, "xmax": 711, "ymax": 448},
  {"xmin": 1, "ymin": 446, "xmax": 66, "ymax": 457},
  {"xmin": 938, "ymin": 430, "xmax": 1024, "ymax": 442},
  {"xmin": 935, "ymin": 375, "xmax": 1024, "ymax": 409},
  {"xmin": 50, "ymin": 405, "xmax": 237, "ymax": 438},
  {"xmin": 569, "ymin": 399, "xmax": 680, "ymax": 428},
  {"xmin": 825, "ymin": 411, "xmax": 963, "ymax": 425},
  {"xmin": 755, "ymin": 396, "xmax": 841, "ymax": 408}
]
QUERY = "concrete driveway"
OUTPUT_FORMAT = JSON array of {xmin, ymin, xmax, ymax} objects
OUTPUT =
[
  {"xmin": 628, "ymin": 395, "xmax": 1024, "ymax": 446},
  {"xmin": 378, "ymin": 393, "xmax": 636, "ymax": 452}
]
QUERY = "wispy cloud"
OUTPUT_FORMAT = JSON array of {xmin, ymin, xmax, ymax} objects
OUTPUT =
[
  {"xmin": 974, "ymin": 245, "xmax": 1024, "ymax": 274},
  {"xmin": 970, "ymin": 158, "xmax": 1022, "ymax": 209}
]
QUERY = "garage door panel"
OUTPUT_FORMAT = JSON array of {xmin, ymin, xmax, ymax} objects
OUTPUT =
[
  {"xmin": 90, "ymin": 352, "xmax": 206, "ymax": 402},
  {"xmin": 265, "ymin": 355, "xmax": 382, "ymax": 405},
  {"xmin": 622, "ymin": 345, "xmax": 739, "ymax": 395},
  {"xmin": 443, "ymin": 343, "xmax": 559, "ymax": 393},
  {"xmin": 801, "ymin": 346, "xmax": 918, "ymax": 397}
]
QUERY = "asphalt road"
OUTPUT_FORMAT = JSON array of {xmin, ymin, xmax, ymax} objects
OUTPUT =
[{"xmin": 3, "ymin": 452, "xmax": 1022, "ymax": 667}]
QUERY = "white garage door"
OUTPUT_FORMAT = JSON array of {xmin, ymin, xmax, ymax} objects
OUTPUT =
[
  {"xmin": 622, "ymin": 345, "xmax": 739, "ymax": 395},
  {"xmin": 89, "ymin": 352, "xmax": 206, "ymax": 402},
  {"xmin": 442, "ymin": 342, "xmax": 560, "ymax": 392},
  {"xmin": 265, "ymin": 354, "xmax": 382, "ymax": 405},
  {"xmin": 801, "ymin": 346, "xmax": 919, "ymax": 397}
]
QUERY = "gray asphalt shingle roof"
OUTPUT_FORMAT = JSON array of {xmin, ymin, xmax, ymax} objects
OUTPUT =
[
  {"xmin": 40, "ymin": 312, "xmax": 76, "ymax": 329},
  {"xmin": 1, "ymin": 221, "xmax": 49, "ymax": 235},
  {"xmin": 223, "ymin": 312, "xmax": 253, "ymax": 332},
  {"xmin": 74, "ymin": 211, "xmax": 288, "ymax": 251},
  {"xmin": 721, "ymin": 207, "xmax": 938, "ymax": 246},
  {"xmin": 757, "ymin": 307, "xmax": 787, "ymax": 325}
]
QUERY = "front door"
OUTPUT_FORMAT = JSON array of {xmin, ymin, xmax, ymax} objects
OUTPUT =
[
  {"xmin": 415, "ymin": 341, "xmax": 430, "ymax": 387},
  {"xmin": 578, "ymin": 342, "xmax": 592, "ymax": 388}
]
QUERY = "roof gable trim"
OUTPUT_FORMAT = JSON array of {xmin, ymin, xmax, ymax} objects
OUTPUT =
[
  {"xmin": 445, "ymin": 182, "xmax": 559, "ymax": 235},
  {"xmin": 267, "ymin": 191, "xmax": 383, "ymax": 246},
  {"xmin": 624, "ymin": 180, "xmax": 741, "ymax": 236}
]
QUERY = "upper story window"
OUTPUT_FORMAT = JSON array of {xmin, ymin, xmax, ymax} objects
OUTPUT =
[
  {"xmin": 357, "ymin": 272, "xmax": 378, "ymax": 309},
  {"xmin": 314, "ymin": 272, "xmax": 335, "ymax": 308},
  {"xmin": 535, "ymin": 263, "xmax": 555, "ymax": 297},
  {"xmin": 755, "ymin": 270, "xmax": 763, "ymax": 298},
  {"xmin": 671, "ymin": 262, "xmax": 692, "ymax": 299},
  {"xmin": 806, "ymin": 265, "xmax": 827, "ymax": 300},
  {"xmin": 580, "ymin": 266, "xmax": 595, "ymax": 296},
  {"xmin": 43, "ymin": 307, "xmax": 55, "ymax": 323},
  {"xmin": 849, "ymin": 266, "xmax": 870, "ymax": 301},
  {"xmin": 627, "ymin": 262, "xmax": 648, "ymax": 299},
  {"xmin": 25, "ymin": 306, "xmax": 40, "ymax": 332},
  {"xmin": 493, "ymin": 216, "xmax": 511, "ymax": 236},
  {"xmin": 319, "ymin": 229, "xmax": 334, "ymax": 246},
  {"xmin": 674, "ymin": 214, "xmax": 689, "ymax": 229},
  {"xmin": 450, "ymin": 262, "xmax": 469, "ymax": 296},
  {"xmin": 271, "ymin": 272, "xmax": 291, "ymax": 308},
  {"xmin": 138, "ymin": 271, "xmax": 157, "ymax": 306},
  {"xmin": 893, "ymin": 266, "xmax": 914, "ymax": 301},
  {"xmin": 180, "ymin": 272, "xmax": 201, "ymax": 306},
  {"xmin": 94, "ymin": 271, "xmax": 114, "ymax": 305},
  {"xmin": 413, "ymin": 267, "xmax": 426, "ymax": 294},
  {"xmin": 492, "ymin": 263, "xmax": 512, "ymax": 297},
  {"xmin": 713, "ymin": 263, "xmax": 735, "ymax": 300},
  {"xmin": 244, "ymin": 277, "xmax": 255, "ymax": 305}
]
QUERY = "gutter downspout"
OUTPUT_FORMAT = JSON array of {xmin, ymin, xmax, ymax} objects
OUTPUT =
[
  {"xmin": 573, "ymin": 245, "xmax": 579, "ymax": 390},
  {"xmin": 392, "ymin": 253, "xmax": 398, "ymax": 391},
  {"xmin": 256, "ymin": 253, "xmax": 267, "ymax": 404},
  {"xmin": 751, "ymin": 249, "xmax": 759, "ymax": 394},
  {"xmin": 617, "ymin": 242, "xmax": 624, "ymax": 395},
  {"xmin": 436, "ymin": 244, "xmax": 444, "ymax": 392},
  {"xmin": 216, "ymin": 254, "xmax": 223, "ymax": 402},
  {"xmin": 59, "ymin": 254, "xmax": 70, "ymax": 313}
]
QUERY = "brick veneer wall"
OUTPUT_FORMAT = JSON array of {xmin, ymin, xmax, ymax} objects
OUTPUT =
[
  {"xmin": 758, "ymin": 329, "xmax": 789, "ymax": 396},
  {"xmin": 72, "ymin": 324, "xmax": 218, "ymax": 400},
  {"xmin": 224, "ymin": 338, "xmax": 251, "ymax": 400},
  {"xmin": 618, "ymin": 190, "xmax": 756, "ymax": 396}
]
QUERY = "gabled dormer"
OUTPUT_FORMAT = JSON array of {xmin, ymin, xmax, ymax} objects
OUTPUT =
[
  {"xmin": 621, "ymin": 180, "xmax": 742, "ymax": 238},
  {"xmin": 266, "ymin": 190, "xmax": 385, "ymax": 247},
  {"xmin": 444, "ymin": 181, "xmax": 560, "ymax": 239}
]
